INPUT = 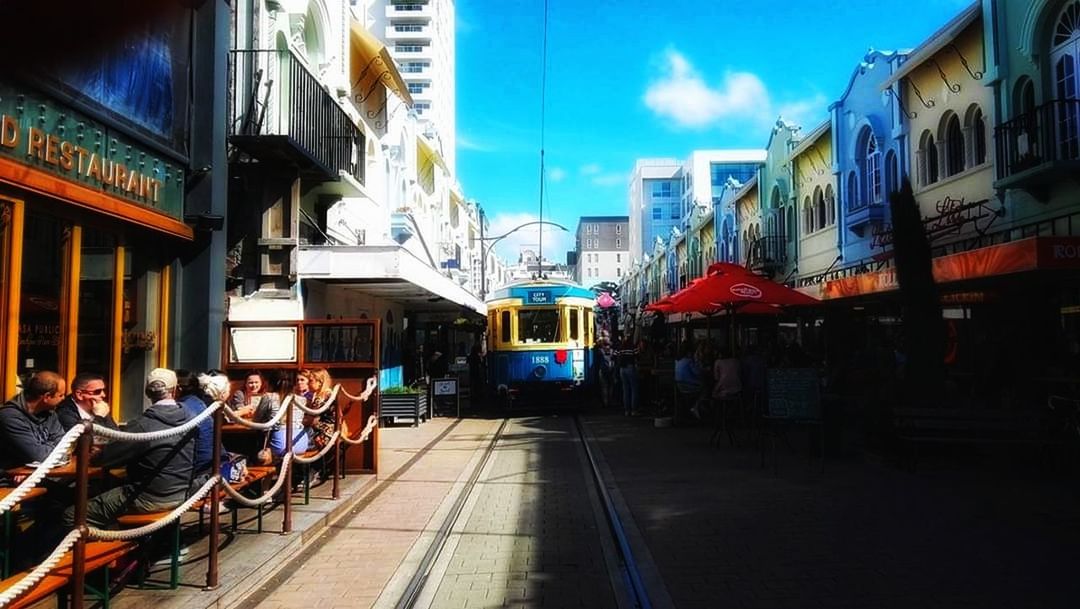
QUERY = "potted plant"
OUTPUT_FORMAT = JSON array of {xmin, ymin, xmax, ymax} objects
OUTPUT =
[{"xmin": 379, "ymin": 385, "xmax": 429, "ymax": 427}]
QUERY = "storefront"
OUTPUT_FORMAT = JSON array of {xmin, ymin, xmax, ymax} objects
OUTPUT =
[{"xmin": 0, "ymin": 80, "xmax": 196, "ymax": 422}]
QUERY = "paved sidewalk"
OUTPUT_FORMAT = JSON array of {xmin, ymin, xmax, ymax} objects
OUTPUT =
[
  {"xmin": 585, "ymin": 412, "xmax": 1080, "ymax": 609},
  {"xmin": 245, "ymin": 417, "xmax": 500, "ymax": 609}
]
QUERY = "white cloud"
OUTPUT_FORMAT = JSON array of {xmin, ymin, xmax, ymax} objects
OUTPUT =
[
  {"xmin": 643, "ymin": 48, "xmax": 826, "ymax": 130},
  {"xmin": 579, "ymin": 163, "xmax": 602, "ymax": 176},
  {"xmin": 487, "ymin": 212, "xmax": 574, "ymax": 261},
  {"xmin": 458, "ymin": 134, "xmax": 494, "ymax": 152},
  {"xmin": 778, "ymin": 93, "xmax": 830, "ymax": 129},
  {"xmin": 591, "ymin": 172, "xmax": 626, "ymax": 187},
  {"xmin": 549, "ymin": 167, "xmax": 567, "ymax": 182}
]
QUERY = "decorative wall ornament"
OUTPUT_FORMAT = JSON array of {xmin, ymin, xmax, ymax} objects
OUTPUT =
[
  {"xmin": 905, "ymin": 77, "xmax": 935, "ymax": 109},
  {"xmin": 930, "ymin": 57, "xmax": 962, "ymax": 93},
  {"xmin": 947, "ymin": 43, "xmax": 984, "ymax": 80},
  {"xmin": 886, "ymin": 87, "xmax": 917, "ymax": 119}
]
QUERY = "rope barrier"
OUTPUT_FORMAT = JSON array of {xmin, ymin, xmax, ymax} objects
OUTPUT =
[
  {"xmin": 219, "ymin": 454, "xmax": 293, "ymax": 507},
  {"xmin": 0, "ymin": 529, "xmax": 82, "ymax": 607},
  {"xmin": 87, "ymin": 476, "xmax": 221, "ymax": 541},
  {"xmin": 220, "ymin": 395, "xmax": 292, "ymax": 430},
  {"xmin": 337, "ymin": 378, "xmax": 379, "ymax": 403},
  {"xmin": 93, "ymin": 404, "xmax": 220, "ymax": 443},
  {"xmin": 340, "ymin": 415, "xmax": 378, "ymax": 446},
  {"xmin": 294, "ymin": 384, "xmax": 339, "ymax": 416},
  {"xmin": 0, "ymin": 424, "xmax": 85, "ymax": 516},
  {"xmin": 293, "ymin": 433, "xmax": 341, "ymax": 464}
]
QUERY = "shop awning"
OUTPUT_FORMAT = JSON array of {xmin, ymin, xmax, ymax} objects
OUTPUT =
[
  {"xmin": 297, "ymin": 243, "xmax": 485, "ymax": 315},
  {"xmin": 817, "ymin": 236, "xmax": 1080, "ymax": 300},
  {"xmin": 349, "ymin": 20, "xmax": 413, "ymax": 107}
]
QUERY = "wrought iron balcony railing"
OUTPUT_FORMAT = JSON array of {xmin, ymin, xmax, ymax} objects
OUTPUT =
[
  {"xmin": 995, "ymin": 99, "xmax": 1080, "ymax": 185},
  {"xmin": 747, "ymin": 235, "xmax": 787, "ymax": 273},
  {"xmin": 228, "ymin": 49, "xmax": 364, "ymax": 184}
]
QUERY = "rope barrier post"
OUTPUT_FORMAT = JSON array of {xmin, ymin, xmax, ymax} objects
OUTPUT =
[
  {"xmin": 72, "ymin": 424, "xmax": 91, "ymax": 609},
  {"xmin": 282, "ymin": 396, "xmax": 293, "ymax": 535},
  {"xmin": 332, "ymin": 386, "xmax": 341, "ymax": 500},
  {"xmin": 206, "ymin": 406, "xmax": 222, "ymax": 590}
]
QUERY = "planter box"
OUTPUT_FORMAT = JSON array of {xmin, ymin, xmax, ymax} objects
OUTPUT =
[{"xmin": 379, "ymin": 392, "xmax": 429, "ymax": 427}]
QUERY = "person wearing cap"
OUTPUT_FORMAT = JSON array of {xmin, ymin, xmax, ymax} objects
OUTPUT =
[{"xmin": 65, "ymin": 368, "xmax": 197, "ymax": 528}]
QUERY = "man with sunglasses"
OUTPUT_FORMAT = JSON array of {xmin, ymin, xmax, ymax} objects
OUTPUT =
[{"xmin": 56, "ymin": 372, "xmax": 118, "ymax": 431}]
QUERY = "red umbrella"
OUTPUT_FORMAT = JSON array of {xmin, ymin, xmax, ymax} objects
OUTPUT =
[{"xmin": 672, "ymin": 263, "xmax": 818, "ymax": 311}]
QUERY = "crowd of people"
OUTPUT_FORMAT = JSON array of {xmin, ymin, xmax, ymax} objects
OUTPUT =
[
  {"xmin": 592, "ymin": 333, "xmax": 816, "ymax": 419},
  {"xmin": 0, "ymin": 365, "xmax": 349, "ymax": 568}
]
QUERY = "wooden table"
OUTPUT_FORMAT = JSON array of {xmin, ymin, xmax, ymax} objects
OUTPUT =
[{"xmin": 5, "ymin": 462, "xmax": 103, "ymax": 479}]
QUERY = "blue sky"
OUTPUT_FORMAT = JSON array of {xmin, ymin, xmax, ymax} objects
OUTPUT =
[{"xmin": 456, "ymin": 0, "xmax": 975, "ymax": 261}]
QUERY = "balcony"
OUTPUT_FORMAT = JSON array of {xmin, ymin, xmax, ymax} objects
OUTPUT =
[
  {"xmin": 386, "ymin": 2, "xmax": 432, "ymax": 19},
  {"xmin": 747, "ymin": 235, "xmax": 788, "ymax": 276},
  {"xmin": 845, "ymin": 201, "xmax": 887, "ymax": 236},
  {"xmin": 386, "ymin": 24, "xmax": 430, "ymax": 40},
  {"xmin": 995, "ymin": 99, "xmax": 1080, "ymax": 198},
  {"xmin": 228, "ymin": 49, "xmax": 364, "ymax": 184}
]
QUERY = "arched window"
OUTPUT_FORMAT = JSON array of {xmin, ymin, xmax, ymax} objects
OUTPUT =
[
  {"xmin": 1051, "ymin": 2, "xmax": 1080, "ymax": 159},
  {"xmin": 846, "ymin": 171, "xmax": 858, "ymax": 212},
  {"xmin": 943, "ymin": 113, "xmax": 965, "ymax": 176},
  {"xmin": 855, "ymin": 127, "xmax": 881, "ymax": 206},
  {"xmin": 1013, "ymin": 76, "xmax": 1035, "ymax": 117},
  {"xmin": 965, "ymin": 104, "xmax": 988, "ymax": 166},
  {"xmin": 919, "ymin": 130, "xmax": 939, "ymax": 186},
  {"xmin": 814, "ymin": 186, "xmax": 826, "ymax": 229},
  {"xmin": 803, "ymin": 197, "xmax": 813, "ymax": 233},
  {"xmin": 824, "ymin": 184, "xmax": 836, "ymax": 226}
]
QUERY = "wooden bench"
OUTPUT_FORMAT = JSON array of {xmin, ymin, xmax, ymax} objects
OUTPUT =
[
  {"xmin": 114, "ymin": 466, "xmax": 276, "ymax": 589},
  {"xmin": 893, "ymin": 408, "xmax": 1049, "ymax": 470},
  {"xmin": 0, "ymin": 487, "xmax": 48, "ymax": 578},
  {"xmin": 0, "ymin": 540, "xmax": 135, "ymax": 609}
]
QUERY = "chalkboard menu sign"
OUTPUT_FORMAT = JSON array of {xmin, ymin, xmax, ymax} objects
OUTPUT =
[{"xmin": 766, "ymin": 368, "xmax": 821, "ymax": 420}]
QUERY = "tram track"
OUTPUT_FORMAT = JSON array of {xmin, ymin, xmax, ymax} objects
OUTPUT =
[{"xmin": 393, "ymin": 412, "xmax": 656, "ymax": 609}]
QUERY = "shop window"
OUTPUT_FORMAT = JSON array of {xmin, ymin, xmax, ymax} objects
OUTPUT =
[{"xmin": 18, "ymin": 213, "xmax": 68, "ymax": 380}]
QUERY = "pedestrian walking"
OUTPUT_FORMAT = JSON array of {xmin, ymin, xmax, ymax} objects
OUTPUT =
[{"xmin": 615, "ymin": 338, "xmax": 640, "ymax": 416}]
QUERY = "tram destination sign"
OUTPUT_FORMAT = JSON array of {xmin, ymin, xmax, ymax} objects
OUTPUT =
[
  {"xmin": 526, "ymin": 290, "xmax": 552, "ymax": 305},
  {"xmin": 0, "ymin": 81, "xmax": 184, "ymax": 219}
]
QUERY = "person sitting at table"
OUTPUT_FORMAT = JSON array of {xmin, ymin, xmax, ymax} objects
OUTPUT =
[
  {"xmin": 229, "ymin": 370, "xmax": 265, "ymax": 418},
  {"xmin": 0, "ymin": 371, "xmax": 67, "ymax": 469},
  {"xmin": 66, "ymin": 368, "xmax": 196, "ymax": 529},
  {"xmin": 55, "ymin": 372, "xmax": 119, "ymax": 432},
  {"xmin": 175, "ymin": 369, "xmax": 219, "ymax": 477},
  {"xmin": 254, "ymin": 370, "xmax": 309, "ymax": 459}
]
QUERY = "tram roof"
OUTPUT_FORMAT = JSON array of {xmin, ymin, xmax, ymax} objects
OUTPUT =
[{"xmin": 486, "ymin": 280, "xmax": 596, "ymax": 303}]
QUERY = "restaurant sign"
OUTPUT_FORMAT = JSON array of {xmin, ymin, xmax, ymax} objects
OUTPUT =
[
  {"xmin": 871, "ymin": 196, "xmax": 1003, "ymax": 250},
  {"xmin": 0, "ymin": 82, "xmax": 184, "ymax": 219}
]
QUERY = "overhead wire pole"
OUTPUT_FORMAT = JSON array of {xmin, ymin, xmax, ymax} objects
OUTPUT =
[{"xmin": 536, "ymin": 0, "xmax": 549, "ymax": 278}]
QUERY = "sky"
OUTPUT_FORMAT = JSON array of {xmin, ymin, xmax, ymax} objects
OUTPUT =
[{"xmin": 456, "ymin": 0, "xmax": 976, "ymax": 262}]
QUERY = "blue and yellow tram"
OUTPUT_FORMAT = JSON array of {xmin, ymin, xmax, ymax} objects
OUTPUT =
[{"xmin": 486, "ymin": 280, "xmax": 596, "ymax": 395}]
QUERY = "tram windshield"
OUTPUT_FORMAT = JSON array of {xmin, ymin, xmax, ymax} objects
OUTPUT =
[{"xmin": 518, "ymin": 309, "xmax": 561, "ymax": 344}]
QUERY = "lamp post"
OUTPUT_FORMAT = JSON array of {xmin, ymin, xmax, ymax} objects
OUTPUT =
[{"xmin": 479, "ymin": 220, "xmax": 568, "ymax": 299}]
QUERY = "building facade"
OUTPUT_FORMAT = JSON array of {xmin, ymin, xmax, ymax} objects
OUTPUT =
[
  {"xmin": 574, "ymin": 216, "xmax": 629, "ymax": 286},
  {"xmin": 227, "ymin": 0, "xmax": 483, "ymax": 390},
  {"xmin": 0, "ymin": 2, "xmax": 230, "ymax": 420}
]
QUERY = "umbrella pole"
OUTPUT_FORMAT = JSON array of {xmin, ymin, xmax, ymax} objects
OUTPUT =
[{"xmin": 729, "ymin": 306, "xmax": 736, "ymax": 354}]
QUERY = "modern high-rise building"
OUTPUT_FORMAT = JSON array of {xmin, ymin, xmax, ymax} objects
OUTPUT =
[
  {"xmin": 574, "ymin": 216, "xmax": 630, "ymax": 286},
  {"xmin": 680, "ymin": 150, "xmax": 766, "ymax": 223},
  {"xmin": 366, "ymin": 0, "xmax": 457, "ymax": 172},
  {"xmin": 629, "ymin": 159, "xmax": 683, "ymax": 263}
]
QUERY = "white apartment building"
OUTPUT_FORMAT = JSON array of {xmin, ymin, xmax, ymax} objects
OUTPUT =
[
  {"xmin": 363, "ymin": 0, "xmax": 456, "ymax": 173},
  {"xmin": 575, "ymin": 216, "xmax": 629, "ymax": 287}
]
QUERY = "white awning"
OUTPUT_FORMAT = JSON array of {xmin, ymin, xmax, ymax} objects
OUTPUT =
[{"xmin": 297, "ymin": 244, "xmax": 486, "ymax": 315}]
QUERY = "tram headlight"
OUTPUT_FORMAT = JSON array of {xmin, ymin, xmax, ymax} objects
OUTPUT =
[{"xmin": 532, "ymin": 365, "xmax": 547, "ymax": 379}]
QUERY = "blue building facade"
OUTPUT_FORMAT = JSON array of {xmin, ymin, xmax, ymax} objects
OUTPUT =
[
  {"xmin": 829, "ymin": 50, "xmax": 910, "ymax": 270},
  {"xmin": 642, "ymin": 177, "xmax": 683, "ymax": 254}
]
